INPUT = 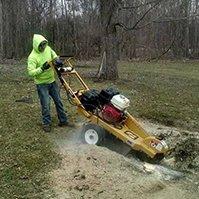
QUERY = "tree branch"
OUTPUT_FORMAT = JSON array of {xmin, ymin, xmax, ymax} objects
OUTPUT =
[
  {"xmin": 114, "ymin": 0, "xmax": 162, "ymax": 10},
  {"xmin": 134, "ymin": 14, "xmax": 199, "ymax": 30},
  {"xmin": 149, "ymin": 37, "xmax": 175, "ymax": 61},
  {"xmin": 123, "ymin": 0, "xmax": 161, "ymax": 9},
  {"xmin": 153, "ymin": 14, "xmax": 199, "ymax": 23},
  {"xmin": 115, "ymin": 0, "xmax": 164, "ymax": 31}
]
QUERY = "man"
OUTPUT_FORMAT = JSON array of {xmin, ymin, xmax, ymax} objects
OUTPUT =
[{"xmin": 27, "ymin": 34, "xmax": 71, "ymax": 132}]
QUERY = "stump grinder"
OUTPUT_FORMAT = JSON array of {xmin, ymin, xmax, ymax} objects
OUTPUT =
[{"xmin": 50, "ymin": 57, "xmax": 169, "ymax": 162}]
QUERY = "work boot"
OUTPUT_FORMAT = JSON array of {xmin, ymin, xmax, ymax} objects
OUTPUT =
[
  {"xmin": 43, "ymin": 124, "xmax": 51, "ymax": 132},
  {"xmin": 58, "ymin": 121, "xmax": 75, "ymax": 128}
]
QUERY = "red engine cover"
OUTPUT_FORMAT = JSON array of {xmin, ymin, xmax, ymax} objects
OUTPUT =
[{"xmin": 101, "ymin": 104, "xmax": 122, "ymax": 123}]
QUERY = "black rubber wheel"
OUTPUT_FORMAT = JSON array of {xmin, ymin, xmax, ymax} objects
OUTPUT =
[{"xmin": 81, "ymin": 123, "xmax": 106, "ymax": 145}]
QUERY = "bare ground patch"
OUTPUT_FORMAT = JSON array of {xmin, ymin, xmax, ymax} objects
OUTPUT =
[{"xmin": 49, "ymin": 121, "xmax": 199, "ymax": 199}]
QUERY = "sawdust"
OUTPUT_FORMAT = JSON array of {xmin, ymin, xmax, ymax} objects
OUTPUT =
[{"xmin": 49, "ymin": 121, "xmax": 199, "ymax": 199}]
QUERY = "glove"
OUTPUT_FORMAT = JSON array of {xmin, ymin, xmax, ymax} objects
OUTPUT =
[
  {"xmin": 58, "ymin": 66, "xmax": 73, "ymax": 73},
  {"xmin": 41, "ymin": 62, "xmax": 51, "ymax": 71},
  {"xmin": 58, "ymin": 67, "xmax": 65, "ymax": 73},
  {"xmin": 53, "ymin": 59, "xmax": 63, "ymax": 68}
]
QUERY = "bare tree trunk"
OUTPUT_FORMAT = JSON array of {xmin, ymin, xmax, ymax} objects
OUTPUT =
[
  {"xmin": 97, "ymin": 0, "xmax": 120, "ymax": 80},
  {"xmin": 184, "ymin": 0, "xmax": 191, "ymax": 58},
  {"xmin": 0, "ymin": 0, "xmax": 2, "ymax": 59},
  {"xmin": 1, "ymin": 0, "xmax": 15, "ymax": 58},
  {"xmin": 103, "ymin": 32, "xmax": 119, "ymax": 79},
  {"xmin": 72, "ymin": 0, "xmax": 78, "ymax": 55},
  {"xmin": 194, "ymin": 0, "xmax": 199, "ymax": 57}
]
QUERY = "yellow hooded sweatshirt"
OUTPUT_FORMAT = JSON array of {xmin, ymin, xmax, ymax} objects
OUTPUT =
[{"xmin": 27, "ymin": 34, "xmax": 58, "ymax": 84}]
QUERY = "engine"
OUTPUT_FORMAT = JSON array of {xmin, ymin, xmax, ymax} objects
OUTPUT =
[
  {"xmin": 101, "ymin": 94, "xmax": 130, "ymax": 123},
  {"xmin": 80, "ymin": 88, "xmax": 130, "ymax": 124},
  {"xmin": 101, "ymin": 104, "xmax": 123, "ymax": 123},
  {"xmin": 110, "ymin": 94, "xmax": 130, "ymax": 111}
]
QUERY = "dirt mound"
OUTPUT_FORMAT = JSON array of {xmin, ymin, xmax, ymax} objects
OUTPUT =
[{"xmin": 174, "ymin": 135, "xmax": 199, "ymax": 171}]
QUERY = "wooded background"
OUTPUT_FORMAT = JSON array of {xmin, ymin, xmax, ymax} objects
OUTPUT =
[{"xmin": 0, "ymin": 0, "xmax": 198, "ymax": 61}]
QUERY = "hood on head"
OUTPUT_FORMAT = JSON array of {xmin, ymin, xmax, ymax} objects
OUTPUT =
[{"xmin": 33, "ymin": 34, "xmax": 48, "ymax": 52}]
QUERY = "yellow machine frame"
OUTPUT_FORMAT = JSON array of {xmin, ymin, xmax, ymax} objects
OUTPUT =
[{"xmin": 53, "ymin": 59, "xmax": 169, "ymax": 160}]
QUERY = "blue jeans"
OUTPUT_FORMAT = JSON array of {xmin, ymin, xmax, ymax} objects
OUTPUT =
[{"xmin": 36, "ymin": 81, "xmax": 67, "ymax": 125}]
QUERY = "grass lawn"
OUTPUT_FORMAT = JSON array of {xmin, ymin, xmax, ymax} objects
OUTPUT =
[
  {"xmin": 0, "ymin": 61, "xmax": 60, "ymax": 198},
  {"xmin": 78, "ymin": 60, "xmax": 199, "ymax": 131},
  {"xmin": 0, "ymin": 59, "xmax": 198, "ymax": 198}
]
